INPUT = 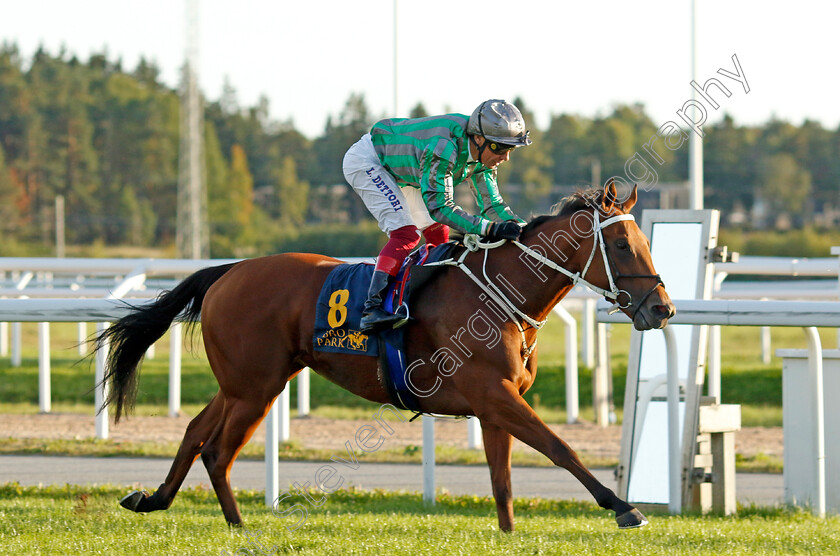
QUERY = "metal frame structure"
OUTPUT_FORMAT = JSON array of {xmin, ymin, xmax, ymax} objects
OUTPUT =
[{"xmin": 616, "ymin": 209, "xmax": 718, "ymax": 510}]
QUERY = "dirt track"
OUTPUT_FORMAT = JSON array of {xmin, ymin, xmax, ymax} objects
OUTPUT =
[{"xmin": 0, "ymin": 412, "xmax": 783, "ymax": 461}]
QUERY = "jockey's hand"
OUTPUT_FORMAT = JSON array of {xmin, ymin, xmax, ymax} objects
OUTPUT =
[{"xmin": 486, "ymin": 221, "xmax": 522, "ymax": 242}]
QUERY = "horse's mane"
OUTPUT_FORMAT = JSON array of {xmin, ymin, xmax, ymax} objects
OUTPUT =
[{"xmin": 522, "ymin": 188, "xmax": 605, "ymax": 234}]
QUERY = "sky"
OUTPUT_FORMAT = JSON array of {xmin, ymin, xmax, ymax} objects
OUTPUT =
[{"xmin": 2, "ymin": 1, "xmax": 839, "ymax": 140}]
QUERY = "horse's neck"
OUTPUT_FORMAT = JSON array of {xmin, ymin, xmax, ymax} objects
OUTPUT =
[
  {"xmin": 525, "ymin": 226, "xmax": 588, "ymax": 316},
  {"xmin": 480, "ymin": 218, "xmax": 591, "ymax": 321}
]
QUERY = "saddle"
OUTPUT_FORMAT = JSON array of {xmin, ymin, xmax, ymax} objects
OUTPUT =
[
  {"xmin": 312, "ymin": 242, "xmax": 459, "ymax": 412},
  {"xmin": 312, "ymin": 242, "xmax": 458, "ymax": 355}
]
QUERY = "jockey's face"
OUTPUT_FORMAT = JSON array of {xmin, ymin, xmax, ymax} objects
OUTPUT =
[{"xmin": 471, "ymin": 136, "xmax": 513, "ymax": 169}]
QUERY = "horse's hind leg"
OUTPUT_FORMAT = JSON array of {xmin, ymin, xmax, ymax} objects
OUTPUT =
[
  {"xmin": 481, "ymin": 422, "xmax": 515, "ymax": 532},
  {"xmin": 120, "ymin": 392, "xmax": 224, "ymax": 513},
  {"xmin": 200, "ymin": 392, "xmax": 276, "ymax": 526}
]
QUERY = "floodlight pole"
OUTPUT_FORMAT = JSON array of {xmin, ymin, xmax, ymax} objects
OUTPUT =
[
  {"xmin": 393, "ymin": 0, "xmax": 399, "ymax": 116},
  {"xmin": 689, "ymin": 0, "xmax": 704, "ymax": 210},
  {"xmin": 177, "ymin": 0, "xmax": 209, "ymax": 259}
]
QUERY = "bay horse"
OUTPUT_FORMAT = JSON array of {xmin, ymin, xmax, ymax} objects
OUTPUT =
[{"xmin": 95, "ymin": 182, "xmax": 674, "ymax": 532}]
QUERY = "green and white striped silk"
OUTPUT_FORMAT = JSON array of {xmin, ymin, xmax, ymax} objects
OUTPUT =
[{"xmin": 370, "ymin": 114, "xmax": 520, "ymax": 235}]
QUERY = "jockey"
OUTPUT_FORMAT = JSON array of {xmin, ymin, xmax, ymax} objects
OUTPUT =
[{"xmin": 343, "ymin": 99, "xmax": 532, "ymax": 333}]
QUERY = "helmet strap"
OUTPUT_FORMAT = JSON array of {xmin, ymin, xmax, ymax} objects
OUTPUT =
[
  {"xmin": 471, "ymin": 135, "xmax": 489, "ymax": 165},
  {"xmin": 473, "ymin": 100, "xmax": 491, "ymax": 164}
]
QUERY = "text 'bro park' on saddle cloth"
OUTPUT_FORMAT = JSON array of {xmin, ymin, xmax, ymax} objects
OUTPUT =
[{"xmin": 313, "ymin": 243, "xmax": 458, "ymax": 412}]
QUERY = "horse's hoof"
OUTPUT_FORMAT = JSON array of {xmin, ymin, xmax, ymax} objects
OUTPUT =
[
  {"xmin": 119, "ymin": 490, "xmax": 149, "ymax": 512},
  {"xmin": 616, "ymin": 508, "xmax": 648, "ymax": 529}
]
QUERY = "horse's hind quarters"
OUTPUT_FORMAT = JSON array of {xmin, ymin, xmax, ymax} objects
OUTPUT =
[
  {"xmin": 119, "ymin": 490, "xmax": 149, "ymax": 512},
  {"xmin": 615, "ymin": 508, "xmax": 649, "ymax": 529}
]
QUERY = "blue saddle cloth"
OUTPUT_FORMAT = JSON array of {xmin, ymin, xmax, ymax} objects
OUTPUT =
[
  {"xmin": 313, "ymin": 242, "xmax": 459, "ymax": 412},
  {"xmin": 313, "ymin": 263, "xmax": 377, "ymax": 356}
]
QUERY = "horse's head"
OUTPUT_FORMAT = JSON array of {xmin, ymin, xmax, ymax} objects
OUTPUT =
[
  {"xmin": 582, "ymin": 181, "xmax": 675, "ymax": 330},
  {"xmin": 522, "ymin": 181, "xmax": 675, "ymax": 330}
]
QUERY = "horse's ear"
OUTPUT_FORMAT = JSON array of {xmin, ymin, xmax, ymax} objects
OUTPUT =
[
  {"xmin": 621, "ymin": 184, "xmax": 638, "ymax": 212},
  {"xmin": 602, "ymin": 178, "xmax": 617, "ymax": 212}
]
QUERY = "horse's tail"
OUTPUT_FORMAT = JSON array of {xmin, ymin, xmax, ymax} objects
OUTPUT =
[{"xmin": 94, "ymin": 262, "xmax": 237, "ymax": 422}]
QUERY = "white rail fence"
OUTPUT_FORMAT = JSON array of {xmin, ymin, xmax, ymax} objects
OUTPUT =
[
  {"xmin": 4, "ymin": 255, "xmax": 836, "ymax": 428},
  {"xmin": 0, "ymin": 257, "xmax": 237, "ymax": 437},
  {"xmin": 0, "ymin": 257, "xmax": 587, "ymax": 434}
]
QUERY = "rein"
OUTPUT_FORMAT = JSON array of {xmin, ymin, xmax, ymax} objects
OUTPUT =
[
  {"xmin": 427, "ymin": 209, "xmax": 660, "ymax": 363},
  {"xmin": 514, "ymin": 211, "xmax": 635, "ymax": 309}
]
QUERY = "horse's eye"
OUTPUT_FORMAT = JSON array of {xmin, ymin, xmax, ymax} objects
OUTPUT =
[{"xmin": 616, "ymin": 239, "xmax": 629, "ymax": 250}]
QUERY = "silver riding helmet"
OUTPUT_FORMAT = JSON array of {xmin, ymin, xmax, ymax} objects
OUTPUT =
[{"xmin": 467, "ymin": 99, "xmax": 532, "ymax": 147}]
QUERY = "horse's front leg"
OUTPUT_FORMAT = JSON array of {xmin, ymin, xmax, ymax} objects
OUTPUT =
[
  {"xmin": 480, "ymin": 422, "xmax": 515, "ymax": 532},
  {"xmin": 472, "ymin": 379, "xmax": 647, "ymax": 529}
]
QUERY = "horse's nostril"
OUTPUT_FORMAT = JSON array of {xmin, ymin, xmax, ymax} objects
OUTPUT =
[{"xmin": 653, "ymin": 304, "xmax": 673, "ymax": 317}]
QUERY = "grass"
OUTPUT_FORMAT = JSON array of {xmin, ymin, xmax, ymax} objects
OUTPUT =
[{"xmin": 0, "ymin": 484, "xmax": 837, "ymax": 556}]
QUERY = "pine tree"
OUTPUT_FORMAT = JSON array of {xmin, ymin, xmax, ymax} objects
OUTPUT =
[{"xmin": 275, "ymin": 155, "xmax": 309, "ymax": 228}]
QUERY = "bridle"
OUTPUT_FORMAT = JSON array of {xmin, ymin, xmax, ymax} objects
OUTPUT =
[
  {"xmin": 435, "ymin": 208, "xmax": 663, "ymax": 363},
  {"xmin": 513, "ymin": 209, "xmax": 664, "ymax": 318}
]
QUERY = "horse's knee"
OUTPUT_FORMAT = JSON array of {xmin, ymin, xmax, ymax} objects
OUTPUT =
[{"xmin": 200, "ymin": 447, "xmax": 219, "ymax": 474}]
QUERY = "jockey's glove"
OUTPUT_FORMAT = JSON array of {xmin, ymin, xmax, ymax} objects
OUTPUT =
[{"xmin": 486, "ymin": 221, "xmax": 522, "ymax": 242}]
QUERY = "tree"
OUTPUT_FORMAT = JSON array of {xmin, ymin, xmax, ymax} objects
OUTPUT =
[
  {"xmin": 0, "ymin": 44, "xmax": 29, "ymax": 162},
  {"xmin": 610, "ymin": 104, "xmax": 657, "ymax": 144},
  {"xmin": 757, "ymin": 152, "xmax": 812, "ymax": 217},
  {"xmin": 94, "ymin": 70, "xmax": 178, "ymax": 243},
  {"xmin": 26, "ymin": 47, "xmax": 100, "ymax": 243},
  {"xmin": 544, "ymin": 113, "xmax": 589, "ymax": 186},
  {"xmin": 703, "ymin": 114, "xmax": 758, "ymax": 210},
  {"xmin": 221, "ymin": 144, "xmax": 256, "ymax": 255},
  {"xmin": 312, "ymin": 93, "xmax": 372, "ymax": 183},
  {"xmin": 501, "ymin": 97, "xmax": 552, "ymax": 213},
  {"xmin": 0, "ymin": 144, "xmax": 21, "ymax": 236},
  {"xmin": 796, "ymin": 120, "xmax": 836, "ymax": 210},
  {"xmin": 584, "ymin": 114, "xmax": 635, "ymax": 182},
  {"xmin": 206, "ymin": 119, "xmax": 230, "ymax": 254},
  {"xmin": 409, "ymin": 102, "xmax": 429, "ymax": 118},
  {"xmin": 311, "ymin": 93, "xmax": 374, "ymax": 221},
  {"xmin": 274, "ymin": 155, "xmax": 309, "ymax": 228},
  {"xmin": 118, "ymin": 185, "xmax": 156, "ymax": 245}
]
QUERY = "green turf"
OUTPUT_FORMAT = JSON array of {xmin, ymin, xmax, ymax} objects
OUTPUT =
[{"xmin": 0, "ymin": 484, "xmax": 837, "ymax": 556}]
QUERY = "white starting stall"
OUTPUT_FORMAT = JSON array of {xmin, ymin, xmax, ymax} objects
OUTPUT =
[
  {"xmin": 614, "ymin": 209, "xmax": 722, "ymax": 513},
  {"xmin": 600, "ymin": 299, "xmax": 840, "ymax": 517},
  {"xmin": 606, "ymin": 209, "xmax": 840, "ymax": 516}
]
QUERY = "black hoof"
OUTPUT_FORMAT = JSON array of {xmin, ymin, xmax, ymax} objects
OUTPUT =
[
  {"xmin": 616, "ymin": 508, "xmax": 648, "ymax": 529},
  {"xmin": 119, "ymin": 490, "xmax": 149, "ymax": 512}
]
